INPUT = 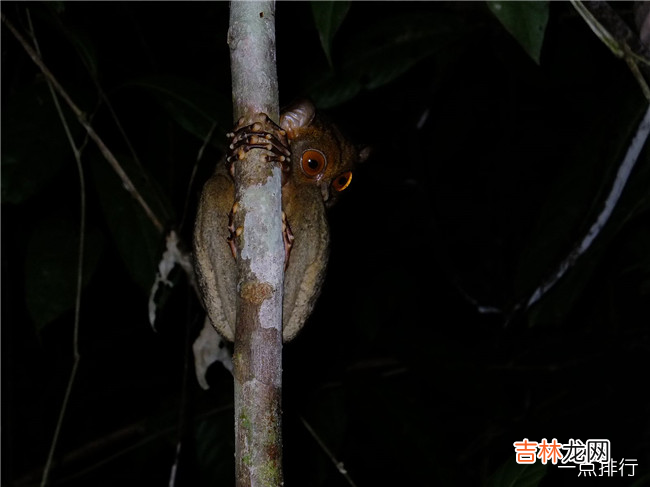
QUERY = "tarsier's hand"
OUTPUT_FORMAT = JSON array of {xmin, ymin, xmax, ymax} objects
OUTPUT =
[{"xmin": 225, "ymin": 114, "xmax": 291, "ymax": 175}]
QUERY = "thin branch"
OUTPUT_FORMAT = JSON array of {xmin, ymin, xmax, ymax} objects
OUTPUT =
[
  {"xmin": 624, "ymin": 42, "xmax": 650, "ymax": 101},
  {"xmin": 180, "ymin": 122, "xmax": 217, "ymax": 231},
  {"xmin": 1, "ymin": 12, "xmax": 165, "ymax": 234},
  {"xmin": 95, "ymin": 86, "xmax": 171, "ymax": 223},
  {"xmin": 2, "ymin": 10, "xmax": 169, "ymax": 485},
  {"xmin": 11, "ymin": 404, "xmax": 233, "ymax": 487},
  {"xmin": 571, "ymin": 0, "xmax": 650, "ymax": 101},
  {"xmin": 300, "ymin": 416, "xmax": 359, "ymax": 487},
  {"xmin": 24, "ymin": 11, "xmax": 84, "ymax": 487},
  {"xmin": 55, "ymin": 6, "xmax": 171, "ymax": 223},
  {"xmin": 167, "ymin": 296, "xmax": 200, "ymax": 487},
  {"xmin": 524, "ymin": 104, "xmax": 650, "ymax": 311}
]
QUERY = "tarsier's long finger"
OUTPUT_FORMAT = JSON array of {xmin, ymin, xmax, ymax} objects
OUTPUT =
[{"xmin": 225, "ymin": 115, "xmax": 292, "ymax": 176}]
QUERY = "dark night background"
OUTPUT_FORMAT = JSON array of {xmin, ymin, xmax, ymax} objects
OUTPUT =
[{"xmin": 2, "ymin": 2, "xmax": 649, "ymax": 486}]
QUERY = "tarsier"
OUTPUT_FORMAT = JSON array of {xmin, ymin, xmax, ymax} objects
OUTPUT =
[{"xmin": 194, "ymin": 99, "xmax": 368, "ymax": 342}]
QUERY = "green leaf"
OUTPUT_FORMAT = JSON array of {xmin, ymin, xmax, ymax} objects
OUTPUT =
[
  {"xmin": 311, "ymin": 1, "xmax": 350, "ymax": 67},
  {"xmin": 90, "ymin": 154, "xmax": 170, "ymax": 292},
  {"xmin": 1, "ymin": 80, "xmax": 77, "ymax": 204},
  {"xmin": 307, "ymin": 12, "xmax": 468, "ymax": 108},
  {"xmin": 25, "ymin": 216, "xmax": 105, "ymax": 330},
  {"xmin": 484, "ymin": 460, "xmax": 547, "ymax": 487},
  {"xmin": 487, "ymin": 1, "xmax": 549, "ymax": 64},
  {"xmin": 127, "ymin": 75, "xmax": 232, "ymax": 148}
]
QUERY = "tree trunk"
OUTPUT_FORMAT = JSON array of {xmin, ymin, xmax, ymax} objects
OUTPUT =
[{"xmin": 228, "ymin": 2, "xmax": 284, "ymax": 486}]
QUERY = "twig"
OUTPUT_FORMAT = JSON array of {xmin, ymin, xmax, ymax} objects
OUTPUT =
[
  {"xmin": 10, "ymin": 404, "xmax": 233, "ymax": 487},
  {"xmin": 624, "ymin": 42, "xmax": 650, "ymax": 101},
  {"xmin": 571, "ymin": 0, "xmax": 650, "ymax": 101},
  {"xmin": 23, "ymin": 11, "xmax": 85, "ymax": 487},
  {"xmin": 95, "ymin": 86, "xmax": 171, "ymax": 223},
  {"xmin": 1, "ymin": 12, "xmax": 165, "ymax": 234},
  {"xmin": 180, "ymin": 122, "xmax": 217, "ymax": 231},
  {"xmin": 228, "ymin": 1, "xmax": 285, "ymax": 485},
  {"xmin": 167, "ymin": 296, "xmax": 200, "ymax": 487},
  {"xmin": 300, "ymin": 416, "xmax": 359, "ymax": 487},
  {"xmin": 524, "ymin": 104, "xmax": 650, "ymax": 311}
]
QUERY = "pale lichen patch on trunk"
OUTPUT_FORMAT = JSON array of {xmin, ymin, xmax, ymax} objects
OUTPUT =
[{"xmin": 240, "ymin": 170, "xmax": 284, "ymax": 285}]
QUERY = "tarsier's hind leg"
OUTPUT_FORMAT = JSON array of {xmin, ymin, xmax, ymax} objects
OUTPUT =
[{"xmin": 193, "ymin": 163, "xmax": 238, "ymax": 342}]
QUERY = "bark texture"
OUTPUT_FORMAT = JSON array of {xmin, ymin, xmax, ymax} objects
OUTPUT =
[{"xmin": 228, "ymin": 2, "xmax": 284, "ymax": 486}]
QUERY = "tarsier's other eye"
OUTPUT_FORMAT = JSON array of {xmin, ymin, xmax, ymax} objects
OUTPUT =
[
  {"xmin": 301, "ymin": 149, "xmax": 326, "ymax": 177},
  {"xmin": 332, "ymin": 171, "xmax": 353, "ymax": 192}
]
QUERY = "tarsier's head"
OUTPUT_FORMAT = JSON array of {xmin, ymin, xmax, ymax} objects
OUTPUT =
[{"xmin": 280, "ymin": 99, "xmax": 369, "ymax": 207}]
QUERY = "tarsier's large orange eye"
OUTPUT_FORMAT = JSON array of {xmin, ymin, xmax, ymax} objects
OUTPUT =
[
  {"xmin": 332, "ymin": 171, "xmax": 353, "ymax": 192},
  {"xmin": 301, "ymin": 149, "xmax": 326, "ymax": 178}
]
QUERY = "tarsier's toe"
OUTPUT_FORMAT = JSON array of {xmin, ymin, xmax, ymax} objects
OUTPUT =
[
  {"xmin": 282, "ymin": 211, "xmax": 295, "ymax": 270},
  {"xmin": 227, "ymin": 202, "xmax": 239, "ymax": 259}
]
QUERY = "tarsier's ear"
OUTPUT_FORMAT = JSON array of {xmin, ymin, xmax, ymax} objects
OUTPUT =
[{"xmin": 280, "ymin": 99, "xmax": 316, "ymax": 138}]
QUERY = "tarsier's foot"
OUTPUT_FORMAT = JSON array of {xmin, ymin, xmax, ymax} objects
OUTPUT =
[
  {"xmin": 226, "ymin": 114, "xmax": 291, "ymax": 177},
  {"xmin": 282, "ymin": 211, "xmax": 295, "ymax": 270},
  {"xmin": 227, "ymin": 202, "xmax": 241, "ymax": 259},
  {"xmin": 226, "ymin": 206, "xmax": 293, "ymax": 266}
]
